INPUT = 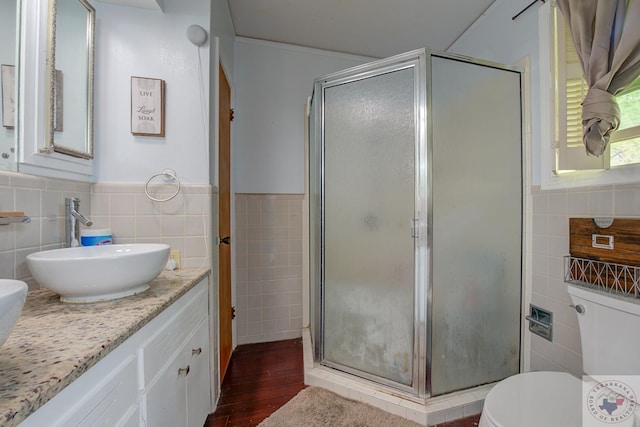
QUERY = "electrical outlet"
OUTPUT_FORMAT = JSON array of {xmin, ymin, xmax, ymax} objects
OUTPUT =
[{"xmin": 169, "ymin": 250, "xmax": 181, "ymax": 269}]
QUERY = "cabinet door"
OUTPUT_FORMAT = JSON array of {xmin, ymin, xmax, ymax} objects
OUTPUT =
[
  {"xmin": 145, "ymin": 349, "xmax": 188, "ymax": 427},
  {"xmin": 187, "ymin": 318, "xmax": 211, "ymax": 427},
  {"xmin": 116, "ymin": 406, "xmax": 140, "ymax": 427}
]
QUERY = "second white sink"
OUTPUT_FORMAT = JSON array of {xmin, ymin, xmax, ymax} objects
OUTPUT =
[
  {"xmin": 26, "ymin": 244, "xmax": 170, "ymax": 303},
  {"xmin": 0, "ymin": 279, "xmax": 28, "ymax": 348}
]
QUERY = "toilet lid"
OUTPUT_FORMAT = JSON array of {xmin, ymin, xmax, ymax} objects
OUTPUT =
[{"xmin": 482, "ymin": 371, "xmax": 582, "ymax": 427}]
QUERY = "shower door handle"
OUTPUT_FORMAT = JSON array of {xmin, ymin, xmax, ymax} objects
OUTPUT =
[
  {"xmin": 410, "ymin": 219, "xmax": 420, "ymax": 238},
  {"xmin": 218, "ymin": 236, "xmax": 231, "ymax": 245}
]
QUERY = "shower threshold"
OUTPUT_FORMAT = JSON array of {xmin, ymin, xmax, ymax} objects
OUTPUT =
[{"xmin": 302, "ymin": 328, "xmax": 493, "ymax": 426}]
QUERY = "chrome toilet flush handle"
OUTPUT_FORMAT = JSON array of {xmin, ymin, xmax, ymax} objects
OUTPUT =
[{"xmin": 570, "ymin": 304, "xmax": 585, "ymax": 314}]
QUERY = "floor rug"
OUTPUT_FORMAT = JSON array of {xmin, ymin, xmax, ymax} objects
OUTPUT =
[{"xmin": 258, "ymin": 386, "xmax": 423, "ymax": 427}]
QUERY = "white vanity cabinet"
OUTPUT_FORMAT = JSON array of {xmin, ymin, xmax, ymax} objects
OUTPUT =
[
  {"xmin": 141, "ymin": 284, "xmax": 210, "ymax": 427},
  {"xmin": 19, "ymin": 278, "xmax": 211, "ymax": 427}
]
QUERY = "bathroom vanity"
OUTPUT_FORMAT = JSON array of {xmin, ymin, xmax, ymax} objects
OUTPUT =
[{"xmin": 0, "ymin": 269, "xmax": 212, "ymax": 427}]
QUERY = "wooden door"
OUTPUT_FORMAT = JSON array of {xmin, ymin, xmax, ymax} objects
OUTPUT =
[{"xmin": 218, "ymin": 64, "xmax": 233, "ymax": 379}]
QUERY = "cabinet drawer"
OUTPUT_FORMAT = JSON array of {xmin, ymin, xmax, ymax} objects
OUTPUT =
[
  {"xmin": 20, "ymin": 353, "xmax": 138, "ymax": 427},
  {"xmin": 140, "ymin": 283, "xmax": 207, "ymax": 386}
]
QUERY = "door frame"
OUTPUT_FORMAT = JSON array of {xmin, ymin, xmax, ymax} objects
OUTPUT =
[{"xmin": 218, "ymin": 61, "xmax": 233, "ymax": 382}]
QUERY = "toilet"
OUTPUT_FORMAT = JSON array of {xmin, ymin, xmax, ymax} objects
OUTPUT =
[{"xmin": 480, "ymin": 283, "xmax": 640, "ymax": 427}]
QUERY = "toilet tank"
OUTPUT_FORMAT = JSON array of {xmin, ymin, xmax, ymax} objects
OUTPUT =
[{"xmin": 568, "ymin": 284, "xmax": 640, "ymax": 375}]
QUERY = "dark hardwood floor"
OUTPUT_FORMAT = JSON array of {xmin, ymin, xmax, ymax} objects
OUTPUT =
[
  {"xmin": 204, "ymin": 338, "xmax": 480, "ymax": 427},
  {"xmin": 205, "ymin": 338, "xmax": 306, "ymax": 427}
]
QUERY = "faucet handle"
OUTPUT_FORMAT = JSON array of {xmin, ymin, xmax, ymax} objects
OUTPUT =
[{"xmin": 65, "ymin": 197, "xmax": 80, "ymax": 206}]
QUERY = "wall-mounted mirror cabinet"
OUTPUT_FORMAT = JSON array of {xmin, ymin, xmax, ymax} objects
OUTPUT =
[
  {"xmin": 0, "ymin": 0, "xmax": 19, "ymax": 172},
  {"xmin": 18, "ymin": 0, "xmax": 95, "ymax": 181},
  {"xmin": 45, "ymin": 0, "xmax": 95, "ymax": 159}
]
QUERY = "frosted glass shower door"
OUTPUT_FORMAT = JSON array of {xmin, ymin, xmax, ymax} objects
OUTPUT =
[
  {"xmin": 321, "ymin": 65, "xmax": 418, "ymax": 388},
  {"xmin": 429, "ymin": 56, "xmax": 522, "ymax": 396}
]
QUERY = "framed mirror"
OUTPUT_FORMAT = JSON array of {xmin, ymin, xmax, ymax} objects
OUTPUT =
[
  {"xmin": 0, "ymin": 0, "xmax": 19, "ymax": 171},
  {"xmin": 44, "ymin": 0, "xmax": 95, "ymax": 159}
]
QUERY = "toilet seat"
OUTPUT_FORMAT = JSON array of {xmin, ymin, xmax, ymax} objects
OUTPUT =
[{"xmin": 480, "ymin": 371, "xmax": 582, "ymax": 427}]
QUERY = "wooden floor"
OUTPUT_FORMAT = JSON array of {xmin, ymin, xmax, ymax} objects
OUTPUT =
[
  {"xmin": 205, "ymin": 338, "xmax": 306, "ymax": 426},
  {"xmin": 204, "ymin": 338, "xmax": 480, "ymax": 427}
]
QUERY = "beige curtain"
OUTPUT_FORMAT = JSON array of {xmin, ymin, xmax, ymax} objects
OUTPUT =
[{"xmin": 557, "ymin": 0, "xmax": 640, "ymax": 156}]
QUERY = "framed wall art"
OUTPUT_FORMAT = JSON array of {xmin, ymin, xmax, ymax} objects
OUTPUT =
[
  {"xmin": 131, "ymin": 76, "xmax": 165, "ymax": 136},
  {"xmin": 1, "ymin": 65, "xmax": 16, "ymax": 129}
]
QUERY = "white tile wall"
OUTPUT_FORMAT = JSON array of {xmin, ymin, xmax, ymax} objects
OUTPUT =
[
  {"xmin": 91, "ymin": 182, "xmax": 213, "ymax": 268},
  {"xmin": 0, "ymin": 171, "xmax": 91, "ymax": 289},
  {"xmin": 0, "ymin": 172, "xmax": 214, "ymax": 289},
  {"xmin": 235, "ymin": 193, "xmax": 304, "ymax": 344},
  {"xmin": 529, "ymin": 183, "xmax": 640, "ymax": 377}
]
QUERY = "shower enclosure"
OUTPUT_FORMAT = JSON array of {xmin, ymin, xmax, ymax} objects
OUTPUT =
[{"xmin": 309, "ymin": 49, "xmax": 523, "ymax": 397}]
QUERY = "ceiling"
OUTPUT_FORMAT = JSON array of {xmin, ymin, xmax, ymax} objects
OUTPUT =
[{"xmin": 227, "ymin": 0, "xmax": 497, "ymax": 59}]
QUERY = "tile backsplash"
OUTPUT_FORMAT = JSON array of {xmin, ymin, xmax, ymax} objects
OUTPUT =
[
  {"xmin": 529, "ymin": 183, "xmax": 640, "ymax": 377},
  {"xmin": 0, "ymin": 172, "xmax": 91, "ymax": 288},
  {"xmin": 234, "ymin": 193, "xmax": 304, "ymax": 345},
  {"xmin": 0, "ymin": 171, "xmax": 214, "ymax": 289},
  {"xmin": 92, "ymin": 182, "xmax": 213, "ymax": 269}
]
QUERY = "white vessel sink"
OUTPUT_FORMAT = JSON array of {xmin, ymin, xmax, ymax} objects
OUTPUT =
[
  {"xmin": 26, "ymin": 244, "xmax": 171, "ymax": 303},
  {"xmin": 0, "ymin": 279, "xmax": 28, "ymax": 347}
]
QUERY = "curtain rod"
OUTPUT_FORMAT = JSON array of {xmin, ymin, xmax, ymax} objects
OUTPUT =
[{"xmin": 512, "ymin": 0, "xmax": 545, "ymax": 21}]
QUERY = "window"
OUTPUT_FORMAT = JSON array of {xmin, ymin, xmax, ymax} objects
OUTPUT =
[
  {"xmin": 611, "ymin": 82, "xmax": 640, "ymax": 166},
  {"xmin": 551, "ymin": 3, "xmax": 640, "ymax": 173}
]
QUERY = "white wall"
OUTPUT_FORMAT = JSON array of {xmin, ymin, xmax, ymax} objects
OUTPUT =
[
  {"xmin": 211, "ymin": 0, "xmax": 234, "ymax": 77},
  {"xmin": 233, "ymin": 38, "xmax": 372, "ymax": 194},
  {"xmin": 448, "ymin": 0, "xmax": 541, "ymax": 185},
  {"xmin": 93, "ymin": 0, "xmax": 210, "ymax": 184}
]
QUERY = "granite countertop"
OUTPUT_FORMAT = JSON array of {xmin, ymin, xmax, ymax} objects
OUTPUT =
[{"xmin": 0, "ymin": 268, "xmax": 210, "ymax": 427}]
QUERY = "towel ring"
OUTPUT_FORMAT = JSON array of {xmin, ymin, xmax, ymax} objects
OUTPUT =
[{"xmin": 145, "ymin": 169, "xmax": 181, "ymax": 202}]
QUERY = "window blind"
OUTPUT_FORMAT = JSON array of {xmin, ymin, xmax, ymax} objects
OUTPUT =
[{"xmin": 554, "ymin": 5, "xmax": 607, "ymax": 172}]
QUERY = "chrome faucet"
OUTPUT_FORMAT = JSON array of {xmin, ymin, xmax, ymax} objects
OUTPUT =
[{"xmin": 65, "ymin": 197, "xmax": 93, "ymax": 247}]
